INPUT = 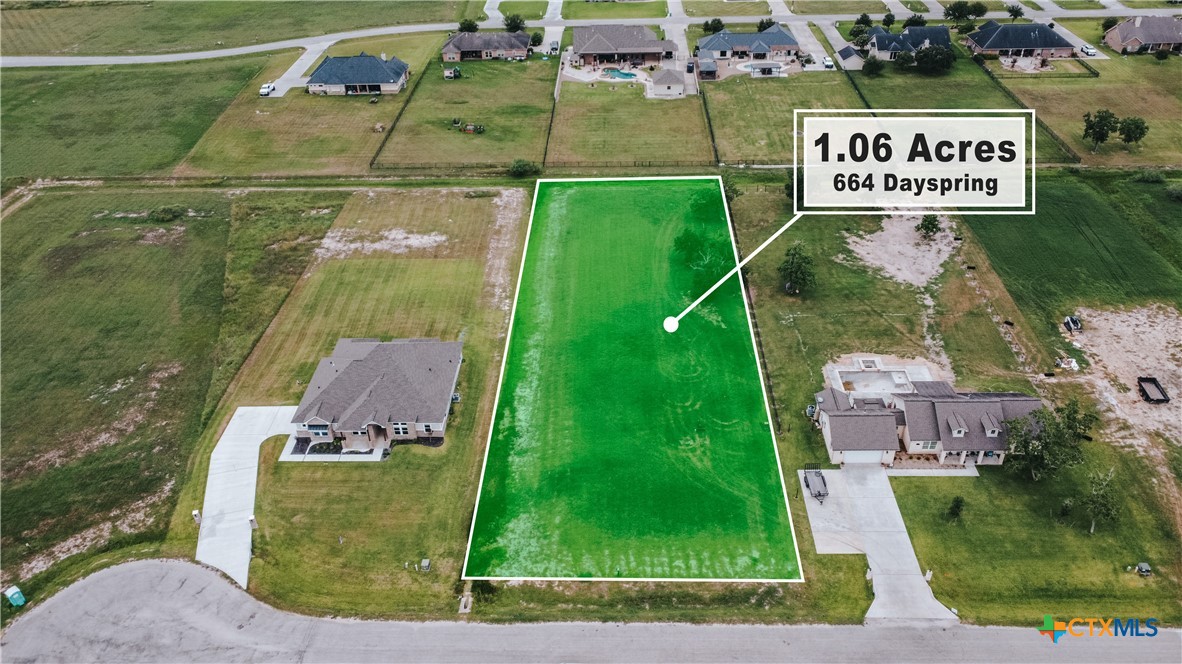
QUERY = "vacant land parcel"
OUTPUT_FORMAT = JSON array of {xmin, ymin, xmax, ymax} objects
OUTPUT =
[{"xmin": 465, "ymin": 178, "xmax": 800, "ymax": 581}]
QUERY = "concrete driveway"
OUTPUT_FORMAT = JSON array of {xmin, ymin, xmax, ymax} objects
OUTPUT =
[
  {"xmin": 799, "ymin": 465, "xmax": 958, "ymax": 624},
  {"xmin": 195, "ymin": 406, "xmax": 297, "ymax": 587}
]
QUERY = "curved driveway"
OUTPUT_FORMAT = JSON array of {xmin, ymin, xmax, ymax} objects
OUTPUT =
[{"xmin": 2, "ymin": 560, "xmax": 1179, "ymax": 663}]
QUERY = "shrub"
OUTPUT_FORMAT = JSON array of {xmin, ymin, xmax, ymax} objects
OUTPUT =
[
  {"xmin": 530, "ymin": 31, "xmax": 543, "ymax": 47},
  {"xmin": 1101, "ymin": 16, "xmax": 1120, "ymax": 32},
  {"xmin": 1130, "ymin": 169, "xmax": 1166, "ymax": 183},
  {"xmin": 903, "ymin": 14, "xmax": 928, "ymax": 28},
  {"xmin": 459, "ymin": 18, "xmax": 479, "ymax": 32},
  {"xmin": 508, "ymin": 159, "xmax": 541, "ymax": 177},
  {"xmin": 863, "ymin": 55, "xmax": 885, "ymax": 76},
  {"xmin": 1166, "ymin": 183, "xmax": 1182, "ymax": 202},
  {"xmin": 948, "ymin": 496, "xmax": 966, "ymax": 521},
  {"xmin": 1154, "ymin": 49, "xmax": 1169, "ymax": 62}
]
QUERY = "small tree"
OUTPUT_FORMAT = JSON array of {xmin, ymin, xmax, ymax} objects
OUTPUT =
[
  {"xmin": 853, "ymin": 33, "xmax": 872, "ymax": 48},
  {"xmin": 863, "ymin": 54, "xmax": 885, "ymax": 76},
  {"xmin": 458, "ymin": 18, "xmax": 479, "ymax": 32},
  {"xmin": 895, "ymin": 50, "xmax": 915, "ymax": 67},
  {"xmin": 915, "ymin": 45, "xmax": 955, "ymax": 74},
  {"xmin": 778, "ymin": 241, "xmax": 817, "ymax": 295},
  {"xmin": 508, "ymin": 159, "xmax": 541, "ymax": 177},
  {"xmin": 784, "ymin": 168, "xmax": 805, "ymax": 201},
  {"xmin": 1154, "ymin": 49, "xmax": 1170, "ymax": 62},
  {"xmin": 944, "ymin": 0, "xmax": 972, "ymax": 21},
  {"xmin": 855, "ymin": 12, "xmax": 874, "ymax": 27},
  {"xmin": 1006, "ymin": 399, "xmax": 1096, "ymax": 482},
  {"xmin": 721, "ymin": 171, "xmax": 741, "ymax": 204},
  {"xmin": 882, "ymin": 12, "xmax": 896, "ymax": 30},
  {"xmin": 503, "ymin": 13, "xmax": 526, "ymax": 32},
  {"xmin": 1081, "ymin": 468, "xmax": 1118, "ymax": 534},
  {"xmin": 703, "ymin": 18, "xmax": 726, "ymax": 34},
  {"xmin": 1006, "ymin": 3, "xmax": 1024, "ymax": 21},
  {"xmin": 757, "ymin": 17, "xmax": 776, "ymax": 31},
  {"xmin": 903, "ymin": 14, "xmax": 928, "ymax": 28},
  {"xmin": 849, "ymin": 24, "xmax": 869, "ymax": 39},
  {"xmin": 956, "ymin": 20, "xmax": 977, "ymax": 34},
  {"xmin": 1101, "ymin": 16, "xmax": 1120, "ymax": 32},
  {"xmin": 1082, "ymin": 109, "xmax": 1120, "ymax": 151},
  {"xmin": 967, "ymin": 1, "xmax": 989, "ymax": 18},
  {"xmin": 947, "ymin": 496, "xmax": 966, "ymax": 521},
  {"xmin": 530, "ymin": 31, "xmax": 543, "ymax": 47},
  {"xmin": 916, "ymin": 214, "xmax": 940, "ymax": 240},
  {"xmin": 1118, "ymin": 116, "xmax": 1149, "ymax": 148}
]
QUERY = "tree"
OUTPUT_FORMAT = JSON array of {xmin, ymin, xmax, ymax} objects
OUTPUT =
[
  {"xmin": 943, "ymin": 0, "xmax": 972, "ymax": 21},
  {"xmin": 1080, "ymin": 468, "xmax": 1118, "ymax": 534},
  {"xmin": 853, "ymin": 33, "xmax": 872, "ymax": 48},
  {"xmin": 1154, "ymin": 49, "xmax": 1170, "ymax": 62},
  {"xmin": 784, "ymin": 168, "xmax": 805, "ymax": 201},
  {"xmin": 721, "ymin": 171, "xmax": 741, "ymax": 203},
  {"xmin": 703, "ymin": 18, "xmax": 725, "ymax": 34},
  {"xmin": 508, "ymin": 159, "xmax": 541, "ymax": 177},
  {"xmin": 1101, "ymin": 16, "xmax": 1120, "ymax": 32},
  {"xmin": 1082, "ymin": 109, "xmax": 1120, "ymax": 151},
  {"xmin": 530, "ymin": 31, "xmax": 543, "ymax": 47},
  {"xmin": 895, "ymin": 50, "xmax": 915, "ymax": 67},
  {"xmin": 947, "ymin": 496, "xmax": 966, "ymax": 521},
  {"xmin": 967, "ymin": 1, "xmax": 989, "ymax": 17},
  {"xmin": 1006, "ymin": 399, "xmax": 1097, "ymax": 482},
  {"xmin": 849, "ymin": 23, "xmax": 869, "ymax": 39},
  {"xmin": 778, "ymin": 242, "xmax": 817, "ymax": 295},
  {"xmin": 855, "ymin": 12, "xmax": 874, "ymax": 27},
  {"xmin": 1004, "ymin": 3, "xmax": 1024, "ymax": 22},
  {"xmin": 503, "ymin": 13, "xmax": 526, "ymax": 32},
  {"xmin": 915, "ymin": 45, "xmax": 955, "ymax": 74},
  {"xmin": 1118, "ymin": 116, "xmax": 1149, "ymax": 147},
  {"xmin": 757, "ymin": 17, "xmax": 776, "ymax": 31},
  {"xmin": 863, "ymin": 54, "xmax": 885, "ymax": 76},
  {"xmin": 882, "ymin": 12, "xmax": 896, "ymax": 30},
  {"xmin": 903, "ymin": 13, "xmax": 928, "ymax": 28},
  {"xmin": 458, "ymin": 18, "xmax": 479, "ymax": 32},
  {"xmin": 916, "ymin": 214, "xmax": 940, "ymax": 239},
  {"xmin": 956, "ymin": 20, "xmax": 977, "ymax": 34}
]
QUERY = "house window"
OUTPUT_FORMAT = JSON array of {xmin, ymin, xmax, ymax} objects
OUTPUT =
[
  {"xmin": 392, "ymin": 423, "xmax": 409, "ymax": 435},
  {"xmin": 424, "ymin": 424, "xmax": 433, "ymax": 434},
  {"xmin": 952, "ymin": 428, "xmax": 966, "ymax": 438},
  {"xmin": 986, "ymin": 428, "xmax": 1000, "ymax": 437},
  {"xmin": 919, "ymin": 441, "xmax": 938, "ymax": 450}
]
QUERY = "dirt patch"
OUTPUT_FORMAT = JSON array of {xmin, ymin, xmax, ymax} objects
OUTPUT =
[
  {"xmin": 137, "ymin": 224, "xmax": 186, "ymax": 246},
  {"xmin": 313, "ymin": 227, "xmax": 448, "ymax": 261},
  {"xmin": 845, "ymin": 213, "xmax": 956, "ymax": 288},
  {"xmin": 484, "ymin": 189, "xmax": 527, "ymax": 313}
]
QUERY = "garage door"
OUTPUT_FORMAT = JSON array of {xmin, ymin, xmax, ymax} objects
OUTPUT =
[{"xmin": 843, "ymin": 450, "xmax": 883, "ymax": 465}]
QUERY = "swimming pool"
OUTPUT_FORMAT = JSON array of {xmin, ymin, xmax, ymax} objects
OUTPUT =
[{"xmin": 604, "ymin": 68, "xmax": 637, "ymax": 79}]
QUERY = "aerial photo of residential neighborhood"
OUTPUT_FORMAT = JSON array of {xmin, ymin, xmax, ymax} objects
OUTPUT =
[{"xmin": 0, "ymin": 0, "xmax": 1180, "ymax": 661}]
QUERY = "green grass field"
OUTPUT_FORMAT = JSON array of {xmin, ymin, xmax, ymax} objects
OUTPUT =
[
  {"xmin": 548, "ymin": 83, "xmax": 714, "ymax": 165},
  {"xmin": 375, "ymin": 58, "xmax": 558, "ymax": 168},
  {"xmin": 0, "ymin": 57, "xmax": 269, "ymax": 178},
  {"xmin": 562, "ymin": 0, "xmax": 669, "ymax": 19},
  {"xmin": 1053, "ymin": 0, "xmax": 1103, "ymax": 8},
  {"xmin": 0, "ymin": 1, "xmax": 479, "ymax": 55},
  {"xmin": 464, "ymin": 178, "xmax": 800, "ymax": 580},
  {"xmin": 788, "ymin": 0, "xmax": 887, "ymax": 14},
  {"xmin": 683, "ymin": 0, "xmax": 772, "ymax": 16},
  {"xmin": 704, "ymin": 74, "xmax": 866, "ymax": 163},
  {"xmin": 179, "ymin": 33, "xmax": 445, "ymax": 176},
  {"xmin": 900, "ymin": 0, "xmax": 931, "ymax": 11},
  {"xmin": 499, "ymin": 0, "xmax": 552, "ymax": 19}
]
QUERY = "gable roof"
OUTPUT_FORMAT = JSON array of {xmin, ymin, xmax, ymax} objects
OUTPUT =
[
  {"xmin": 869, "ymin": 25, "xmax": 952, "ymax": 53},
  {"xmin": 307, "ymin": 52, "xmax": 409, "ymax": 86},
  {"xmin": 837, "ymin": 45, "xmax": 862, "ymax": 61},
  {"xmin": 698, "ymin": 24, "xmax": 798, "ymax": 53},
  {"xmin": 893, "ymin": 382, "xmax": 1042, "ymax": 451},
  {"xmin": 441, "ymin": 30, "xmax": 531, "ymax": 53},
  {"xmin": 574, "ymin": 25, "xmax": 676, "ymax": 55},
  {"xmin": 815, "ymin": 386, "xmax": 853, "ymax": 413},
  {"xmin": 293, "ymin": 338, "xmax": 462, "ymax": 429},
  {"xmin": 1105, "ymin": 15, "xmax": 1182, "ymax": 47},
  {"xmin": 827, "ymin": 411, "xmax": 901, "ymax": 451},
  {"xmin": 968, "ymin": 21, "xmax": 1073, "ymax": 50},
  {"xmin": 653, "ymin": 67, "xmax": 683, "ymax": 85}
]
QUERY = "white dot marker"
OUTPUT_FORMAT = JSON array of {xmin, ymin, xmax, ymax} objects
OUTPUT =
[{"xmin": 663, "ymin": 316, "xmax": 679, "ymax": 334}]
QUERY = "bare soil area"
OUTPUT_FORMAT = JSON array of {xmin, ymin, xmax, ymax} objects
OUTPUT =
[{"xmin": 845, "ymin": 213, "xmax": 955, "ymax": 289}]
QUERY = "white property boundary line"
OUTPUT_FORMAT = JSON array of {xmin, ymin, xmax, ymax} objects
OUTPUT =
[{"xmin": 461, "ymin": 176, "xmax": 806, "ymax": 583}]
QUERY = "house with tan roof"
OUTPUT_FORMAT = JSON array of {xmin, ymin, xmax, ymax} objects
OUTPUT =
[
  {"xmin": 572, "ymin": 25, "xmax": 676, "ymax": 66},
  {"xmin": 441, "ymin": 30, "xmax": 531, "ymax": 62},
  {"xmin": 1103, "ymin": 16, "xmax": 1182, "ymax": 54}
]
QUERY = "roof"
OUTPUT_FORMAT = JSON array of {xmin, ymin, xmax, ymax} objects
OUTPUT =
[
  {"xmin": 698, "ymin": 59, "xmax": 718, "ymax": 72},
  {"xmin": 292, "ymin": 338, "xmax": 462, "ymax": 429},
  {"xmin": 307, "ymin": 52, "xmax": 409, "ymax": 86},
  {"xmin": 441, "ymin": 30, "xmax": 531, "ymax": 53},
  {"xmin": 827, "ymin": 411, "xmax": 901, "ymax": 451},
  {"xmin": 837, "ymin": 45, "xmax": 862, "ymax": 61},
  {"xmin": 1105, "ymin": 16, "xmax": 1182, "ymax": 46},
  {"xmin": 968, "ymin": 21, "xmax": 1073, "ymax": 51},
  {"xmin": 869, "ymin": 25, "xmax": 952, "ymax": 53},
  {"xmin": 574, "ymin": 25, "xmax": 676, "ymax": 55},
  {"xmin": 815, "ymin": 386, "xmax": 853, "ymax": 413},
  {"xmin": 893, "ymin": 382, "xmax": 1042, "ymax": 451},
  {"xmin": 698, "ymin": 24, "xmax": 798, "ymax": 52},
  {"xmin": 653, "ymin": 68, "xmax": 683, "ymax": 85}
]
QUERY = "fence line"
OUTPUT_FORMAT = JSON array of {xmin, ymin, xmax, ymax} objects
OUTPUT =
[
  {"xmin": 972, "ymin": 58, "xmax": 1083, "ymax": 163},
  {"xmin": 369, "ymin": 63, "xmax": 433, "ymax": 169},
  {"xmin": 699, "ymin": 83, "xmax": 722, "ymax": 165},
  {"xmin": 727, "ymin": 214, "xmax": 784, "ymax": 436}
]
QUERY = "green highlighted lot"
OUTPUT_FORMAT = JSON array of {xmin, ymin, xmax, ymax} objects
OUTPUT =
[{"xmin": 465, "ymin": 178, "xmax": 800, "ymax": 580}]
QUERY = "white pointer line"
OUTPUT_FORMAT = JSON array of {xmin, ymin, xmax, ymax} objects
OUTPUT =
[{"xmin": 665, "ymin": 212, "xmax": 804, "ymax": 333}]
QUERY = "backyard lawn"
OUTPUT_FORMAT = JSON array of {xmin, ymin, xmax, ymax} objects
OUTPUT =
[
  {"xmin": 0, "ymin": 57, "xmax": 268, "ymax": 178},
  {"xmin": 179, "ymin": 33, "xmax": 445, "ymax": 176},
  {"xmin": 0, "ymin": 1, "xmax": 479, "ymax": 55},
  {"xmin": 788, "ymin": 0, "xmax": 887, "ymax": 13},
  {"xmin": 562, "ymin": 0, "xmax": 669, "ymax": 19},
  {"xmin": 547, "ymin": 82, "xmax": 714, "ymax": 165},
  {"xmin": 683, "ymin": 0, "xmax": 771, "ymax": 16},
  {"xmin": 375, "ymin": 58, "xmax": 558, "ymax": 168}
]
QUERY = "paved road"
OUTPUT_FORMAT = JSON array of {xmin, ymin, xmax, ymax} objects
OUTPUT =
[{"xmin": 2, "ymin": 560, "xmax": 1178, "ymax": 663}]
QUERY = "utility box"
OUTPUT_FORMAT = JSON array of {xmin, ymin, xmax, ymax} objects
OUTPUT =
[{"xmin": 5, "ymin": 586, "xmax": 27, "ymax": 607}]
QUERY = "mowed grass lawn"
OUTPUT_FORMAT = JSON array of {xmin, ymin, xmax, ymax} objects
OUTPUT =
[
  {"xmin": 499, "ymin": 0, "xmax": 551, "ymax": 19},
  {"xmin": 705, "ymin": 74, "xmax": 865, "ymax": 162},
  {"xmin": 0, "ymin": 1, "xmax": 479, "ymax": 55},
  {"xmin": 562, "ymin": 0, "xmax": 669, "ymax": 19},
  {"xmin": 789, "ymin": 1, "xmax": 887, "ymax": 14},
  {"xmin": 466, "ymin": 178, "xmax": 800, "ymax": 580},
  {"xmin": 0, "ymin": 57, "xmax": 268, "ymax": 178},
  {"xmin": 1001, "ymin": 18, "xmax": 1182, "ymax": 166},
  {"xmin": 160, "ymin": 188, "xmax": 529, "ymax": 618},
  {"xmin": 375, "ymin": 58, "xmax": 558, "ymax": 168},
  {"xmin": 683, "ymin": 0, "xmax": 771, "ymax": 16},
  {"xmin": 179, "ymin": 33, "xmax": 445, "ymax": 176},
  {"xmin": 548, "ymin": 83, "xmax": 714, "ymax": 165}
]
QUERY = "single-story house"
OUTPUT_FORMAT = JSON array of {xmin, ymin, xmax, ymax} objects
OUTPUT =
[
  {"xmin": 966, "ymin": 20, "xmax": 1074, "ymax": 58},
  {"xmin": 572, "ymin": 25, "xmax": 676, "ymax": 66},
  {"xmin": 1103, "ymin": 15, "xmax": 1182, "ymax": 54},
  {"xmin": 291, "ymin": 338, "xmax": 463, "ymax": 453},
  {"xmin": 867, "ymin": 25, "xmax": 952, "ymax": 61},
  {"xmin": 696, "ymin": 24, "xmax": 799, "ymax": 61},
  {"xmin": 814, "ymin": 387, "xmax": 904, "ymax": 465},
  {"xmin": 651, "ymin": 67, "xmax": 685, "ymax": 97},
  {"xmin": 306, "ymin": 52, "xmax": 410, "ymax": 95},
  {"xmin": 889, "ymin": 381, "xmax": 1042, "ymax": 466},
  {"xmin": 441, "ymin": 30, "xmax": 531, "ymax": 62}
]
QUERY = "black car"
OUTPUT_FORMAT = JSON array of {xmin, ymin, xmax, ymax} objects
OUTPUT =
[{"xmin": 686, "ymin": 61, "xmax": 695, "ymax": 73}]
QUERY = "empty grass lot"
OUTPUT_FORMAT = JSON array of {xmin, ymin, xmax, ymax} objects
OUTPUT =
[
  {"xmin": 999, "ymin": 18, "xmax": 1182, "ymax": 166},
  {"xmin": 375, "ymin": 58, "xmax": 558, "ymax": 168},
  {"xmin": 932, "ymin": 0, "xmax": 1010, "ymax": 11},
  {"xmin": 562, "ymin": 0, "xmax": 669, "ymax": 19},
  {"xmin": 900, "ymin": 0, "xmax": 931, "ymax": 11},
  {"xmin": 704, "ymin": 74, "xmax": 865, "ymax": 163},
  {"xmin": 179, "ymin": 33, "xmax": 445, "ymax": 176},
  {"xmin": 499, "ymin": 0, "xmax": 551, "ymax": 19},
  {"xmin": 0, "ymin": 57, "xmax": 269, "ymax": 178},
  {"xmin": 788, "ymin": 1, "xmax": 887, "ymax": 14},
  {"xmin": 683, "ymin": 0, "xmax": 771, "ymax": 16},
  {"xmin": 1053, "ymin": 0, "xmax": 1104, "ymax": 9},
  {"xmin": 547, "ymin": 83, "xmax": 714, "ymax": 165},
  {"xmin": 0, "ymin": 1, "xmax": 479, "ymax": 55}
]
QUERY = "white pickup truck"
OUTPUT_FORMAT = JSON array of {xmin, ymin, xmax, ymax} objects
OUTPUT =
[{"xmin": 259, "ymin": 82, "xmax": 277, "ymax": 96}]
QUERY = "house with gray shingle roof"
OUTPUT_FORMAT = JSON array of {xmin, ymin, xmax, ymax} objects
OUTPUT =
[
  {"xmin": 697, "ymin": 24, "xmax": 799, "ymax": 61},
  {"xmin": 306, "ymin": 52, "xmax": 410, "ymax": 95},
  {"xmin": 292, "ymin": 338, "xmax": 462, "ymax": 452},
  {"xmin": 867, "ymin": 26, "xmax": 952, "ymax": 62},
  {"xmin": 572, "ymin": 25, "xmax": 676, "ymax": 66},
  {"xmin": 650, "ymin": 67, "xmax": 685, "ymax": 97},
  {"xmin": 813, "ymin": 387, "xmax": 903, "ymax": 465},
  {"xmin": 966, "ymin": 20, "xmax": 1074, "ymax": 58},
  {"xmin": 1103, "ymin": 16, "xmax": 1182, "ymax": 54},
  {"xmin": 441, "ymin": 30, "xmax": 531, "ymax": 62}
]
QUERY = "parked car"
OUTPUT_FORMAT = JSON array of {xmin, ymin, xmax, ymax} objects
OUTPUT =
[
  {"xmin": 1080, "ymin": 44, "xmax": 1097, "ymax": 56},
  {"xmin": 550, "ymin": 41, "xmax": 559, "ymax": 55},
  {"xmin": 259, "ymin": 82, "xmax": 276, "ymax": 96},
  {"xmin": 686, "ymin": 61, "xmax": 695, "ymax": 73},
  {"xmin": 822, "ymin": 56, "xmax": 834, "ymax": 69}
]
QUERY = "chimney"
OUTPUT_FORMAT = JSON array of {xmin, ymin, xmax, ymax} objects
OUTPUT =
[{"xmin": 1134, "ymin": 17, "xmax": 1141, "ymax": 27}]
